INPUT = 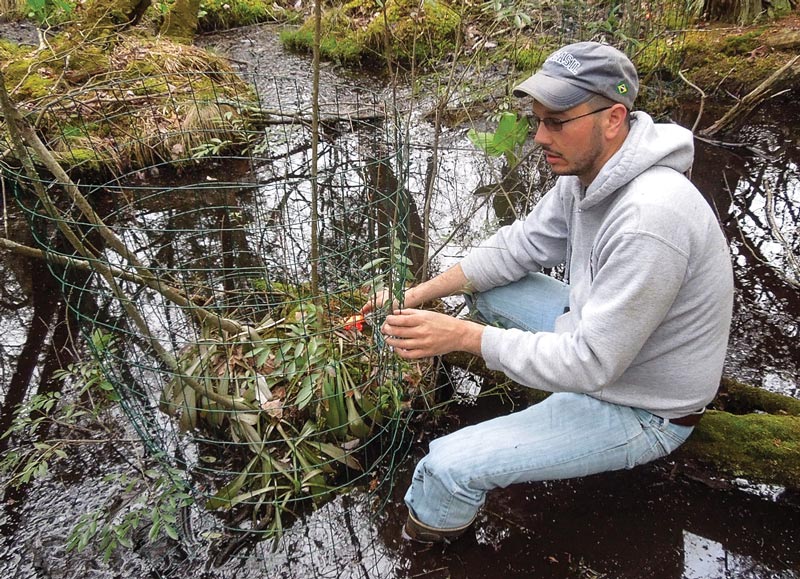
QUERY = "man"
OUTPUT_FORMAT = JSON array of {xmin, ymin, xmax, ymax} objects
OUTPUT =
[{"xmin": 363, "ymin": 41, "xmax": 734, "ymax": 543}]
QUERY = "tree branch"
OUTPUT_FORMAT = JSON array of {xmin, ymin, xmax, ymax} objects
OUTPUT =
[{"xmin": 700, "ymin": 54, "xmax": 800, "ymax": 138}]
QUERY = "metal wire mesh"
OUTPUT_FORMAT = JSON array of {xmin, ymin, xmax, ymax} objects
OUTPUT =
[
  {"xmin": 1, "ymin": 2, "xmax": 697, "ymax": 569},
  {"xmin": 7, "ymin": 73, "xmax": 435, "ymax": 555}
]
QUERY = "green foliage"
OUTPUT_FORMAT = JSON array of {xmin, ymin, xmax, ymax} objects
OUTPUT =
[
  {"xmin": 467, "ymin": 111, "xmax": 529, "ymax": 167},
  {"xmin": 0, "ymin": 393, "xmax": 71, "ymax": 489},
  {"xmin": 191, "ymin": 137, "xmax": 234, "ymax": 159},
  {"xmin": 156, "ymin": 272, "xmax": 415, "ymax": 540},
  {"xmin": 153, "ymin": 0, "xmax": 176, "ymax": 16},
  {"xmin": 66, "ymin": 464, "xmax": 194, "ymax": 562},
  {"xmin": 54, "ymin": 329, "xmax": 120, "ymax": 403},
  {"xmin": 22, "ymin": 0, "xmax": 75, "ymax": 24},
  {"xmin": 481, "ymin": 0, "xmax": 533, "ymax": 29},
  {"xmin": 0, "ymin": 327, "xmax": 194, "ymax": 562}
]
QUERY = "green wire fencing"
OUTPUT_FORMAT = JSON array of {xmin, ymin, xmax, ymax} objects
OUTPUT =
[{"xmin": 3, "ymin": 71, "xmax": 435, "ymax": 551}]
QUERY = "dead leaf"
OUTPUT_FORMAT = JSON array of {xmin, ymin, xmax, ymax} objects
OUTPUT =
[{"xmin": 260, "ymin": 399, "xmax": 283, "ymax": 419}]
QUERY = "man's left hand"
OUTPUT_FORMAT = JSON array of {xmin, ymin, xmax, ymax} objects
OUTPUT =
[{"xmin": 381, "ymin": 309, "xmax": 484, "ymax": 359}]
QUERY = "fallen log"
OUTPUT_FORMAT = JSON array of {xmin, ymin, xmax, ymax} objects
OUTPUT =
[
  {"xmin": 700, "ymin": 54, "xmax": 800, "ymax": 138},
  {"xmin": 675, "ymin": 410, "xmax": 800, "ymax": 490}
]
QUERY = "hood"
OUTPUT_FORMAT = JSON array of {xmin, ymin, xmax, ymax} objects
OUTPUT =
[{"xmin": 579, "ymin": 111, "xmax": 695, "ymax": 209}]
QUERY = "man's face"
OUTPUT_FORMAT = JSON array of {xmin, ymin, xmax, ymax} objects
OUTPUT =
[{"xmin": 530, "ymin": 100, "xmax": 613, "ymax": 186}]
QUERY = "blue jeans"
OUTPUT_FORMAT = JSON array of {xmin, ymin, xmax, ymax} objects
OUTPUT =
[{"xmin": 404, "ymin": 273, "xmax": 694, "ymax": 530}]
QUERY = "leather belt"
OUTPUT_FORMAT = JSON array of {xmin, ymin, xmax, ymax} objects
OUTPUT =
[{"xmin": 668, "ymin": 412, "xmax": 704, "ymax": 427}]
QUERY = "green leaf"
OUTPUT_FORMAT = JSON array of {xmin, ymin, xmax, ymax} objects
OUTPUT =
[
  {"xmin": 311, "ymin": 441, "xmax": 362, "ymax": 471},
  {"xmin": 360, "ymin": 257, "xmax": 388, "ymax": 271},
  {"xmin": 494, "ymin": 112, "xmax": 528, "ymax": 151},
  {"xmin": 164, "ymin": 524, "xmax": 179, "ymax": 541},
  {"xmin": 296, "ymin": 376, "xmax": 314, "ymax": 410},
  {"xmin": 467, "ymin": 129, "xmax": 500, "ymax": 156},
  {"xmin": 206, "ymin": 469, "xmax": 249, "ymax": 510},
  {"xmin": 117, "ymin": 533, "xmax": 133, "ymax": 549},
  {"xmin": 148, "ymin": 519, "xmax": 161, "ymax": 542}
]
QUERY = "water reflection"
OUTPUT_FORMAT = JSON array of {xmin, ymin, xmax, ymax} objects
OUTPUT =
[{"xmin": 689, "ymin": 101, "xmax": 800, "ymax": 395}]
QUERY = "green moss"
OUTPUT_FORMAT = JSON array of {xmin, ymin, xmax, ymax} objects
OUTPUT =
[
  {"xmin": 280, "ymin": 27, "xmax": 364, "ymax": 65},
  {"xmin": 197, "ymin": 0, "xmax": 299, "ymax": 30},
  {"xmin": 720, "ymin": 29, "xmax": 765, "ymax": 56},
  {"xmin": 716, "ymin": 376, "xmax": 800, "ymax": 416},
  {"xmin": 680, "ymin": 27, "xmax": 791, "ymax": 99},
  {"xmin": 681, "ymin": 410, "xmax": 800, "ymax": 489},
  {"xmin": 511, "ymin": 38, "xmax": 559, "ymax": 73},
  {"xmin": 56, "ymin": 146, "xmax": 106, "ymax": 172},
  {"xmin": 4, "ymin": 57, "xmax": 57, "ymax": 101},
  {"xmin": 362, "ymin": 0, "xmax": 460, "ymax": 62},
  {"xmin": 283, "ymin": 0, "xmax": 460, "ymax": 67},
  {"xmin": 0, "ymin": 38, "xmax": 29, "ymax": 64}
]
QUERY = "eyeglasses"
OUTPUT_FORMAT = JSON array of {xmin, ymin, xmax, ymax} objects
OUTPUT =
[{"xmin": 528, "ymin": 105, "xmax": 614, "ymax": 132}]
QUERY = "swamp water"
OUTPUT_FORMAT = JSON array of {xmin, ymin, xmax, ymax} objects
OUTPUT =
[{"xmin": 1, "ymin": 23, "xmax": 799, "ymax": 579}]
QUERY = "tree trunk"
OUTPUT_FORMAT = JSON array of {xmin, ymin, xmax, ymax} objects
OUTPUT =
[
  {"xmin": 83, "ymin": 0, "xmax": 152, "ymax": 35},
  {"xmin": 159, "ymin": 0, "xmax": 201, "ymax": 42},
  {"xmin": 702, "ymin": 0, "xmax": 793, "ymax": 24}
]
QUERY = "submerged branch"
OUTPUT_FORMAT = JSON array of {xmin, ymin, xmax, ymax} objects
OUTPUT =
[{"xmin": 1, "ymin": 236, "xmax": 156, "ymax": 287}]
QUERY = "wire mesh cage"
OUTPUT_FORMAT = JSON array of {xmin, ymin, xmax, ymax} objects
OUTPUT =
[
  {"xmin": 7, "ymin": 71, "xmax": 435, "ymax": 554},
  {"xmin": 0, "ymin": 3, "xmax": 700, "ymax": 569}
]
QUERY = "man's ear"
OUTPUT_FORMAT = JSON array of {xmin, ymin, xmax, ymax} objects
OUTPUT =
[{"xmin": 606, "ymin": 103, "xmax": 629, "ymax": 137}]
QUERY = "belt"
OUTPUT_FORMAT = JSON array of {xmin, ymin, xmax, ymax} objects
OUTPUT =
[{"xmin": 668, "ymin": 412, "xmax": 704, "ymax": 427}]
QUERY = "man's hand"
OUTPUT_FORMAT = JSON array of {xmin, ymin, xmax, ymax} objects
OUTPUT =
[
  {"xmin": 359, "ymin": 263, "xmax": 470, "ymax": 317},
  {"xmin": 360, "ymin": 287, "xmax": 397, "ymax": 317},
  {"xmin": 381, "ymin": 309, "xmax": 484, "ymax": 359}
]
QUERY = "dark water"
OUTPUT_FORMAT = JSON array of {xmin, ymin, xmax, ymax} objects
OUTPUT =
[
  {"xmin": 691, "ymin": 113, "xmax": 800, "ymax": 396},
  {"xmin": 1, "ymin": 23, "xmax": 799, "ymax": 579}
]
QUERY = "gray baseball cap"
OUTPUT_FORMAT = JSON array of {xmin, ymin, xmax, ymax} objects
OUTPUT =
[{"xmin": 513, "ymin": 41, "xmax": 638, "ymax": 111}]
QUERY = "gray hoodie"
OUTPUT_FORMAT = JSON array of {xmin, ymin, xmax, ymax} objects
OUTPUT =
[{"xmin": 461, "ymin": 112, "xmax": 734, "ymax": 418}]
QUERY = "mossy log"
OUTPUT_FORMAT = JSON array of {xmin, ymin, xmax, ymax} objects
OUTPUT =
[
  {"xmin": 443, "ymin": 353, "xmax": 800, "ymax": 490},
  {"xmin": 159, "ymin": 0, "xmax": 202, "ymax": 42},
  {"xmin": 676, "ymin": 410, "xmax": 800, "ymax": 489},
  {"xmin": 84, "ymin": 0, "xmax": 151, "ymax": 34}
]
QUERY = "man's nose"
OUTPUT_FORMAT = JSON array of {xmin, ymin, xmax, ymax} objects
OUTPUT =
[{"xmin": 533, "ymin": 122, "xmax": 550, "ymax": 147}]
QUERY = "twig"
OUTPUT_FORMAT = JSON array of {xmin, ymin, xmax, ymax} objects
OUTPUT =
[{"xmin": 677, "ymin": 69, "xmax": 705, "ymax": 134}]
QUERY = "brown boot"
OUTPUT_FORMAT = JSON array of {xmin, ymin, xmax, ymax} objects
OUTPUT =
[{"xmin": 402, "ymin": 511, "xmax": 473, "ymax": 544}]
